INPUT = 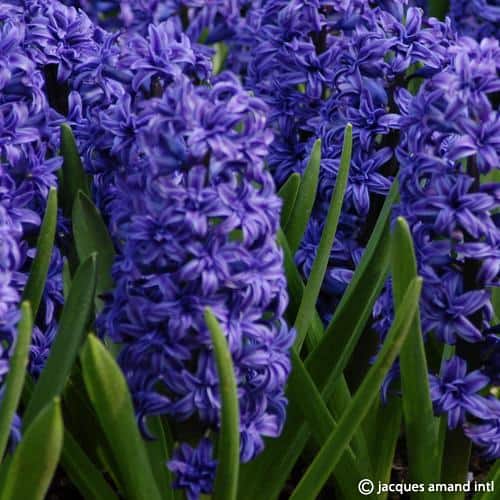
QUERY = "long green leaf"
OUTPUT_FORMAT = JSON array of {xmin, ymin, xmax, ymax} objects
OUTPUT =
[
  {"xmin": 392, "ymin": 217, "xmax": 440, "ymax": 496},
  {"xmin": 294, "ymin": 124, "xmax": 352, "ymax": 350},
  {"xmin": 81, "ymin": 335, "xmax": 162, "ymax": 500},
  {"xmin": 72, "ymin": 191, "xmax": 115, "ymax": 310},
  {"xmin": 22, "ymin": 370, "xmax": 115, "ymax": 500},
  {"xmin": 305, "ymin": 178, "xmax": 399, "ymax": 401},
  {"xmin": 290, "ymin": 277, "xmax": 423, "ymax": 500},
  {"xmin": 204, "ymin": 309, "xmax": 240, "ymax": 500},
  {"xmin": 284, "ymin": 139, "xmax": 321, "ymax": 253},
  {"xmin": 21, "ymin": 188, "xmax": 57, "ymax": 317},
  {"xmin": 278, "ymin": 173, "xmax": 301, "ymax": 229},
  {"xmin": 474, "ymin": 460, "xmax": 499, "ymax": 500},
  {"xmin": 61, "ymin": 430, "xmax": 119, "ymax": 500},
  {"xmin": 145, "ymin": 417, "xmax": 175, "ymax": 500},
  {"xmin": 238, "ymin": 181, "xmax": 398, "ymax": 500},
  {"xmin": 0, "ymin": 399, "xmax": 63, "ymax": 500},
  {"xmin": 24, "ymin": 254, "xmax": 97, "ymax": 426},
  {"xmin": 60, "ymin": 123, "xmax": 90, "ymax": 215},
  {"xmin": 288, "ymin": 350, "xmax": 364, "ymax": 497},
  {"xmin": 440, "ymin": 429, "xmax": 471, "ymax": 500},
  {"xmin": 0, "ymin": 303, "xmax": 32, "ymax": 458}
]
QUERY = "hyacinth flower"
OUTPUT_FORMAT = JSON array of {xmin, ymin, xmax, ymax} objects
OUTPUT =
[
  {"xmin": 0, "ymin": 4, "xmax": 66, "ymax": 388},
  {"xmin": 8, "ymin": 5, "xmax": 296, "ymax": 496},
  {"xmin": 449, "ymin": 0, "xmax": 500, "ymax": 40},
  {"xmin": 240, "ymin": 1, "xmax": 453, "ymax": 316},
  {"xmin": 387, "ymin": 36, "xmax": 500, "ymax": 458}
]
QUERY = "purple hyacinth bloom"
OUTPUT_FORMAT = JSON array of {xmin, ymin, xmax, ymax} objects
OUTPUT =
[
  {"xmin": 449, "ymin": 0, "xmax": 500, "ymax": 40},
  {"xmin": 429, "ymin": 357, "xmax": 491, "ymax": 429},
  {"xmin": 387, "ymin": 34, "xmax": 500, "ymax": 455},
  {"xmin": 1, "ymin": 1, "xmax": 67, "ymax": 395},
  {"xmin": 240, "ymin": 0, "xmax": 453, "ymax": 328},
  {"xmin": 168, "ymin": 438, "xmax": 217, "ymax": 500}
]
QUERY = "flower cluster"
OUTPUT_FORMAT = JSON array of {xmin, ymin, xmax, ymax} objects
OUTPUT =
[
  {"xmin": 63, "ymin": 0, "xmax": 257, "ymax": 46},
  {"xmin": 391, "ymin": 36, "xmax": 500, "ymax": 458},
  {"xmin": 449, "ymin": 0, "xmax": 500, "ymax": 40},
  {"xmin": 242, "ymin": 1, "xmax": 452, "ymax": 319},
  {"xmin": 0, "ymin": 1, "xmax": 70, "ymax": 444},
  {"xmin": 37, "ymin": 13, "xmax": 296, "ymax": 497}
]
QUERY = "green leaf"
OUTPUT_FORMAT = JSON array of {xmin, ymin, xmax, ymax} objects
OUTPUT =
[
  {"xmin": 61, "ymin": 429, "xmax": 119, "ymax": 500},
  {"xmin": 0, "ymin": 303, "xmax": 33, "ymax": 459},
  {"xmin": 81, "ymin": 335, "xmax": 162, "ymax": 500},
  {"xmin": 24, "ymin": 254, "xmax": 97, "ymax": 426},
  {"xmin": 21, "ymin": 188, "xmax": 57, "ymax": 318},
  {"xmin": 474, "ymin": 460, "xmax": 499, "ymax": 500},
  {"xmin": 278, "ymin": 173, "xmax": 301, "ymax": 229},
  {"xmin": 21, "ymin": 370, "xmax": 116, "ymax": 500},
  {"xmin": 391, "ymin": 218, "xmax": 440, "ymax": 496},
  {"xmin": 284, "ymin": 139, "xmax": 321, "ymax": 253},
  {"xmin": 440, "ymin": 429, "xmax": 471, "ymax": 500},
  {"xmin": 60, "ymin": 123, "xmax": 90, "ymax": 215},
  {"xmin": 288, "ymin": 350, "xmax": 363, "ymax": 497},
  {"xmin": 0, "ymin": 399, "xmax": 63, "ymax": 500},
  {"xmin": 290, "ymin": 277, "xmax": 423, "ymax": 500},
  {"xmin": 428, "ymin": 0, "xmax": 449, "ymax": 19},
  {"xmin": 276, "ymin": 230, "xmax": 323, "ymax": 348},
  {"xmin": 72, "ymin": 191, "xmax": 115, "ymax": 310},
  {"xmin": 204, "ymin": 309, "xmax": 240, "ymax": 500},
  {"xmin": 238, "ymin": 181, "xmax": 398, "ymax": 500},
  {"xmin": 213, "ymin": 42, "xmax": 229, "ymax": 75},
  {"xmin": 145, "ymin": 417, "xmax": 175, "ymax": 500},
  {"xmin": 305, "ymin": 178, "xmax": 399, "ymax": 402},
  {"xmin": 294, "ymin": 124, "xmax": 352, "ymax": 350}
]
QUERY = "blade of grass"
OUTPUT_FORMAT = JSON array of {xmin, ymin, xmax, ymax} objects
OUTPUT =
[
  {"xmin": 284, "ymin": 139, "xmax": 321, "ymax": 253},
  {"xmin": 278, "ymin": 173, "xmax": 301, "ymax": 229},
  {"xmin": 72, "ymin": 191, "xmax": 115, "ymax": 311},
  {"xmin": 0, "ymin": 303, "xmax": 32, "ymax": 458},
  {"xmin": 24, "ymin": 254, "xmax": 97, "ymax": 426},
  {"xmin": 81, "ymin": 335, "xmax": 162, "ymax": 500},
  {"xmin": 391, "ymin": 218, "xmax": 440, "ymax": 497},
  {"xmin": 204, "ymin": 309, "xmax": 240, "ymax": 500},
  {"xmin": 21, "ymin": 188, "xmax": 57, "ymax": 317},
  {"xmin": 290, "ymin": 277, "xmax": 423, "ymax": 500},
  {"xmin": 294, "ymin": 124, "xmax": 352, "ymax": 351},
  {"xmin": 0, "ymin": 399, "xmax": 63, "ymax": 500},
  {"xmin": 60, "ymin": 123, "xmax": 91, "ymax": 216}
]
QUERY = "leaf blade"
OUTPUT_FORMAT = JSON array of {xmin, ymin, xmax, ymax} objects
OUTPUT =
[
  {"xmin": 278, "ymin": 173, "xmax": 301, "ymax": 229},
  {"xmin": 294, "ymin": 124, "xmax": 352, "ymax": 350},
  {"xmin": 60, "ymin": 123, "xmax": 90, "ymax": 215},
  {"xmin": 72, "ymin": 191, "xmax": 115, "ymax": 310},
  {"xmin": 204, "ymin": 309, "xmax": 240, "ymax": 500},
  {"xmin": 290, "ymin": 277, "xmax": 423, "ymax": 500},
  {"xmin": 284, "ymin": 139, "xmax": 321, "ymax": 254},
  {"xmin": 21, "ymin": 188, "xmax": 57, "ymax": 317},
  {"xmin": 392, "ymin": 217, "xmax": 440, "ymax": 497},
  {"xmin": 0, "ymin": 302, "xmax": 32, "ymax": 458},
  {"xmin": 24, "ymin": 254, "xmax": 97, "ymax": 426},
  {"xmin": 81, "ymin": 335, "xmax": 162, "ymax": 500},
  {"xmin": 0, "ymin": 399, "xmax": 63, "ymax": 500}
]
